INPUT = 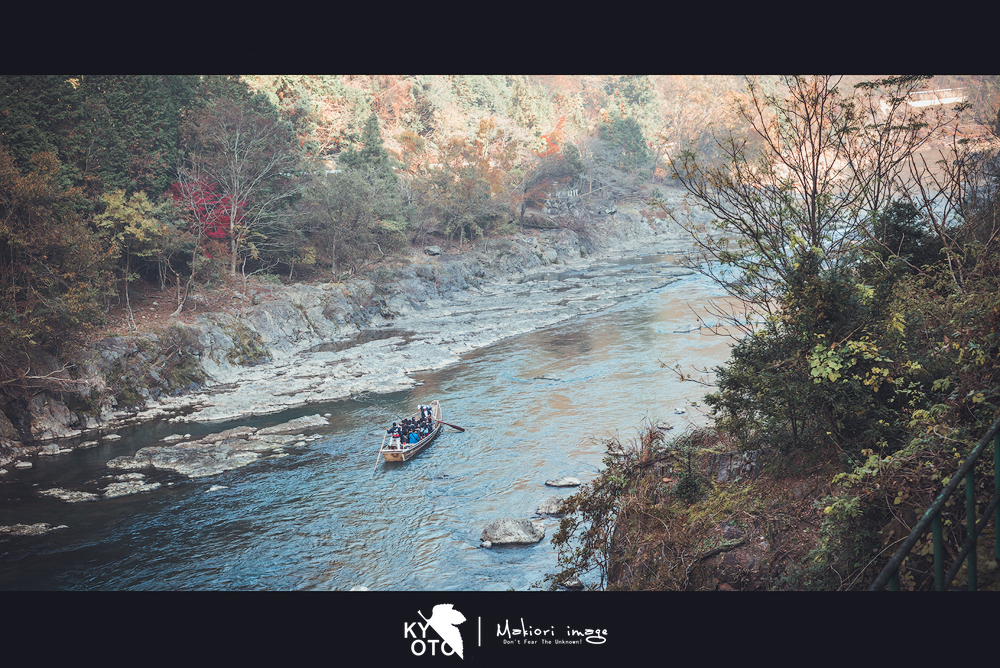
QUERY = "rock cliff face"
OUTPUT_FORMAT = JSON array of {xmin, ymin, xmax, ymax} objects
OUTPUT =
[
  {"xmin": 0, "ymin": 411, "xmax": 22, "ymax": 467},
  {"xmin": 0, "ymin": 193, "xmax": 699, "ymax": 465}
]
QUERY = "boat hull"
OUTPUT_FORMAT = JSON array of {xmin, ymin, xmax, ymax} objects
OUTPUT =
[
  {"xmin": 381, "ymin": 425, "xmax": 442, "ymax": 461},
  {"xmin": 378, "ymin": 400, "xmax": 443, "ymax": 463}
]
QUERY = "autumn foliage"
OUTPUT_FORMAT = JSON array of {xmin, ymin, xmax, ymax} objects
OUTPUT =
[
  {"xmin": 167, "ymin": 178, "xmax": 245, "ymax": 240},
  {"xmin": 536, "ymin": 115, "xmax": 566, "ymax": 159}
]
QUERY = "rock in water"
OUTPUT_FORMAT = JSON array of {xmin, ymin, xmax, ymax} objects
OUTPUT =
[
  {"xmin": 39, "ymin": 488, "xmax": 99, "ymax": 503},
  {"xmin": 103, "ymin": 480, "xmax": 161, "ymax": 498},
  {"xmin": 106, "ymin": 414, "xmax": 329, "ymax": 478},
  {"xmin": 257, "ymin": 414, "xmax": 328, "ymax": 434},
  {"xmin": 545, "ymin": 476, "xmax": 581, "ymax": 487},
  {"xmin": 481, "ymin": 518, "xmax": 545, "ymax": 546},
  {"xmin": 0, "ymin": 523, "xmax": 69, "ymax": 537},
  {"xmin": 537, "ymin": 496, "xmax": 565, "ymax": 515}
]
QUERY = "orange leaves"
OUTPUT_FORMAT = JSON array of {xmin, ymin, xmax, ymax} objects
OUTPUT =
[{"xmin": 535, "ymin": 115, "xmax": 566, "ymax": 159}]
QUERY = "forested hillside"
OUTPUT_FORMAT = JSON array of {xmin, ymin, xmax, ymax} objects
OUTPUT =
[{"xmin": 0, "ymin": 74, "xmax": 750, "ymax": 405}]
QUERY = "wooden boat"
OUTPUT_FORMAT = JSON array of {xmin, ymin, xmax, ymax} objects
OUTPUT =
[{"xmin": 377, "ymin": 400, "xmax": 443, "ymax": 463}]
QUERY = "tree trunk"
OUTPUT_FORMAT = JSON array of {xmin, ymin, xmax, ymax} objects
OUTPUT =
[
  {"xmin": 170, "ymin": 266, "xmax": 194, "ymax": 317},
  {"xmin": 123, "ymin": 255, "xmax": 136, "ymax": 330}
]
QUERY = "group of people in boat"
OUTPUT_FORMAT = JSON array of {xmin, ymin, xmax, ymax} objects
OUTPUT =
[{"xmin": 385, "ymin": 404, "xmax": 436, "ymax": 450}]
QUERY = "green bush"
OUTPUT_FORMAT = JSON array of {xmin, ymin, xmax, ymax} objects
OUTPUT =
[
  {"xmin": 257, "ymin": 273, "xmax": 284, "ymax": 285},
  {"xmin": 776, "ymin": 494, "xmax": 891, "ymax": 590},
  {"xmin": 674, "ymin": 470, "xmax": 702, "ymax": 504}
]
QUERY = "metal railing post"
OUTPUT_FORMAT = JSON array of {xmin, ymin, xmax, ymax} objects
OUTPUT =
[
  {"xmin": 966, "ymin": 469, "xmax": 977, "ymax": 590},
  {"xmin": 932, "ymin": 513, "xmax": 943, "ymax": 591}
]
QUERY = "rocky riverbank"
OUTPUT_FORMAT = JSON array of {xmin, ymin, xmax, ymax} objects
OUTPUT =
[
  {"xmin": 106, "ymin": 414, "xmax": 328, "ymax": 478},
  {"xmin": 0, "ymin": 189, "xmax": 711, "ymax": 469},
  {"xmin": 1, "ymin": 413, "xmax": 332, "ymax": 514}
]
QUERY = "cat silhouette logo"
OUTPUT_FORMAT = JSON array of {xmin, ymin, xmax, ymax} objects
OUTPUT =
[{"xmin": 404, "ymin": 603, "xmax": 467, "ymax": 658}]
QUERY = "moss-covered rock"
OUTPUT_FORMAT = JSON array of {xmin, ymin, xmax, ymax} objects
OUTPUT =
[{"xmin": 224, "ymin": 320, "xmax": 270, "ymax": 366}]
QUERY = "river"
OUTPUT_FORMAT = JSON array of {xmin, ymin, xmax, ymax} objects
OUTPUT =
[{"xmin": 0, "ymin": 263, "xmax": 733, "ymax": 590}]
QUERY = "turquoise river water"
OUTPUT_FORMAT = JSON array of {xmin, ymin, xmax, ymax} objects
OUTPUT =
[{"xmin": 0, "ymin": 262, "xmax": 734, "ymax": 590}]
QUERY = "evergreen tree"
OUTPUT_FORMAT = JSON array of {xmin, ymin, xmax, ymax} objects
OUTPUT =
[
  {"xmin": 561, "ymin": 143, "xmax": 585, "ymax": 182},
  {"xmin": 605, "ymin": 75, "xmax": 657, "ymax": 108},
  {"xmin": 1, "ymin": 75, "xmax": 199, "ymax": 199},
  {"xmin": 0, "ymin": 75, "xmax": 85, "ymax": 189},
  {"xmin": 339, "ymin": 113, "xmax": 395, "ymax": 179},
  {"xmin": 599, "ymin": 115, "xmax": 652, "ymax": 174},
  {"xmin": 76, "ymin": 75, "xmax": 198, "ymax": 196}
]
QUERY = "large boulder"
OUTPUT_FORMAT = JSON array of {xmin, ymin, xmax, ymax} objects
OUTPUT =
[
  {"xmin": 481, "ymin": 518, "xmax": 545, "ymax": 547},
  {"xmin": 536, "ymin": 496, "xmax": 565, "ymax": 516},
  {"xmin": 27, "ymin": 394, "xmax": 80, "ymax": 441}
]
